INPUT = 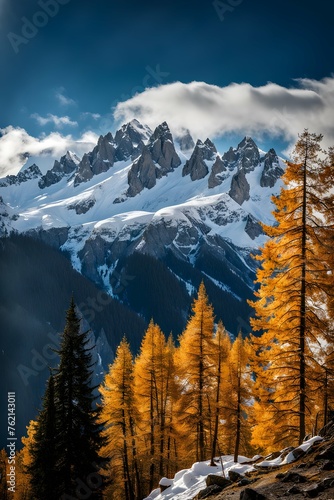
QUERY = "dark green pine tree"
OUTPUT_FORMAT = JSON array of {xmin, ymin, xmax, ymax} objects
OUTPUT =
[
  {"xmin": 28, "ymin": 374, "xmax": 57, "ymax": 500},
  {"xmin": 54, "ymin": 297, "xmax": 105, "ymax": 499}
]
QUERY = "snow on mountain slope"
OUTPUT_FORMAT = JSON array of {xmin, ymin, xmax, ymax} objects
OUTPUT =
[
  {"xmin": 0, "ymin": 121, "xmax": 285, "ymax": 316},
  {"xmin": 0, "ymin": 136, "xmax": 282, "ymax": 238}
]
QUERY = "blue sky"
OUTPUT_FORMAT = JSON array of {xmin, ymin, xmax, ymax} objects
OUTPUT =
[{"xmin": 0, "ymin": 0, "xmax": 333, "ymax": 174}]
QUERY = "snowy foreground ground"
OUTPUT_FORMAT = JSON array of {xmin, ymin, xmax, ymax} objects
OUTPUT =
[{"xmin": 144, "ymin": 436, "xmax": 323, "ymax": 500}]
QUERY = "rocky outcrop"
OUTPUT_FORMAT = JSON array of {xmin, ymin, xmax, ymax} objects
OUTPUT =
[
  {"xmin": 126, "ymin": 122, "xmax": 181, "ymax": 197},
  {"xmin": 74, "ymin": 133, "xmax": 116, "ymax": 186},
  {"xmin": 206, "ymin": 474, "xmax": 232, "ymax": 488},
  {"xmin": 222, "ymin": 146, "xmax": 238, "ymax": 167},
  {"xmin": 183, "ymin": 138, "xmax": 217, "ymax": 181},
  {"xmin": 240, "ymin": 488, "xmax": 267, "ymax": 499},
  {"xmin": 229, "ymin": 168, "xmax": 250, "ymax": 205},
  {"xmin": 260, "ymin": 148, "xmax": 284, "ymax": 187},
  {"xmin": 115, "ymin": 119, "xmax": 152, "ymax": 161},
  {"xmin": 131, "ymin": 140, "xmax": 145, "ymax": 160},
  {"xmin": 127, "ymin": 147, "xmax": 157, "ymax": 197},
  {"xmin": 0, "ymin": 164, "xmax": 42, "ymax": 187},
  {"xmin": 39, "ymin": 151, "xmax": 80, "ymax": 189},
  {"xmin": 0, "ymin": 196, "xmax": 19, "ymax": 236},
  {"xmin": 149, "ymin": 121, "xmax": 181, "ymax": 174},
  {"xmin": 245, "ymin": 214, "xmax": 264, "ymax": 239},
  {"xmin": 67, "ymin": 197, "xmax": 96, "ymax": 215},
  {"xmin": 237, "ymin": 137, "xmax": 260, "ymax": 172},
  {"xmin": 208, "ymin": 155, "xmax": 227, "ymax": 188},
  {"xmin": 74, "ymin": 153, "xmax": 95, "ymax": 185}
]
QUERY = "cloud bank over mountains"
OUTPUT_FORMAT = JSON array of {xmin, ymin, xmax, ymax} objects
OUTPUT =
[
  {"xmin": 114, "ymin": 77, "xmax": 334, "ymax": 148},
  {"xmin": 1, "ymin": 76, "xmax": 333, "ymax": 176}
]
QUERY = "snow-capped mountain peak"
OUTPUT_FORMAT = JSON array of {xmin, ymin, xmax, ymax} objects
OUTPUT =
[{"xmin": 0, "ymin": 121, "xmax": 286, "ymax": 336}]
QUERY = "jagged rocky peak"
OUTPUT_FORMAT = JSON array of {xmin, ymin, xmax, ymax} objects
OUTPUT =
[
  {"xmin": 201, "ymin": 138, "xmax": 217, "ymax": 161},
  {"xmin": 0, "ymin": 163, "xmax": 42, "ymax": 187},
  {"xmin": 175, "ymin": 128, "xmax": 195, "ymax": 152},
  {"xmin": 237, "ymin": 136, "xmax": 260, "ymax": 172},
  {"xmin": 208, "ymin": 155, "xmax": 227, "ymax": 188},
  {"xmin": 113, "ymin": 119, "xmax": 152, "ymax": 161},
  {"xmin": 182, "ymin": 138, "xmax": 217, "ymax": 181},
  {"xmin": 260, "ymin": 148, "xmax": 284, "ymax": 187},
  {"xmin": 74, "ymin": 153, "xmax": 94, "ymax": 186},
  {"xmin": 74, "ymin": 132, "xmax": 116, "ymax": 186},
  {"xmin": 116, "ymin": 118, "xmax": 152, "ymax": 144},
  {"xmin": 125, "ymin": 122, "xmax": 181, "ymax": 198},
  {"xmin": 126, "ymin": 146, "xmax": 157, "ymax": 198},
  {"xmin": 229, "ymin": 168, "xmax": 250, "ymax": 205},
  {"xmin": 148, "ymin": 122, "xmax": 181, "ymax": 174},
  {"xmin": 244, "ymin": 214, "xmax": 264, "ymax": 240},
  {"xmin": 95, "ymin": 132, "xmax": 116, "ymax": 165},
  {"xmin": 149, "ymin": 121, "xmax": 173, "ymax": 143},
  {"xmin": 115, "ymin": 119, "xmax": 152, "ymax": 161},
  {"xmin": 39, "ymin": 151, "xmax": 80, "ymax": 189},
  {"xmin": 222, "ymin": 146, "xmax": 238, "ymax": 166}
]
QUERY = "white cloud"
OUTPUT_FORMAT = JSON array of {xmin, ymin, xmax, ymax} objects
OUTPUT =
[
  {"xmin": 0, "ymin": 126, "xmax": 98, "ymax": 177},
  {"xmin": 31, "ymin": 113, "xmax": 78, "ymax": 128},
  {"xmin": 81, "ymin": 112, "xmax": 102, "ymax": 120},
  {"xmin": 114, "ymin": 77, "xmax": 334, "ymax": 150},
  {"xmin": 55, "ymin": 88, "xmax": 77, "ymax": 107}
]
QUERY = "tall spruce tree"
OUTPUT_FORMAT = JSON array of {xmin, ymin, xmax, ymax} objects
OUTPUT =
[
  {"xmin": 28, "ymin": 375, "xmax": 57, "ymax": 499},
  {"xmin": 249, "ymin": 131, "xmax": 334, "ymax": 447},
  {"xmin": 53, "ymin": 298, "xmax": 105, "ymax": 498}
]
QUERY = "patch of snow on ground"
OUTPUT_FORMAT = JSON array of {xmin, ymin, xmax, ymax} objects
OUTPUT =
[{"xmin": 144, "ymin": 455, "xmax": 255, "ymax": 500}]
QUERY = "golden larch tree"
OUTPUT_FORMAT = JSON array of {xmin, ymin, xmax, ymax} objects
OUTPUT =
[
  {"xmin": 99, "ymin": 336, "xmax": 141, "ymax": 500},
  {"xmin": 174, "ymin": 282, "xmax": 215, "ymax": 463},
  {"xmin": 249, "ymin": 130, "xmax": 334, "ymax": 447}
]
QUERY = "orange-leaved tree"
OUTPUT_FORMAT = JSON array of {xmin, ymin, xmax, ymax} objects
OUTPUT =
[
  {"xmin": 249, "ymin": 130, "xmax": 334, "ymax": 448},
  {"xmin": 174, "ymin": 282, "xmax": 215, "ymax": 463},
  {"xmin": 99, "ymin": 337, "xmax": 141, "ymax": 500}
]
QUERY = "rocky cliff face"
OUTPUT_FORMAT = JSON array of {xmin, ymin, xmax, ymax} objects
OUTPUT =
[
  {"xmin": 149, "ymin": 121, "xmax": 181, "ymax": 174},
  {"xmin": 126, "ymin": 122, "xmax": 181, "ymax": 197},
  {"xmin": 127, "ymin": 147, "xmax": 158, "ymax": 197},
  {"xmin": 74, "ymin": 133, "xmax": 116, "ymax": 186},
  {"xmin": 260, "ymin": 148, "xmax": 284, "ymax": 187},
  {"xmin": 236, "ymin": 136, "xmax": 261, "ymax": 172},
  {"xmin": 182, "ymin": 138, "xmax": 217, "ymax": 181},
  {"xmin": 73, "ymin": 120, "xmax": 153, "ymax": 186},
  {"xmin": 39, "ymin": 151, "xmax": 80, "ymax": 189},
  {"xmin": 229, "ymin": 168, "xmax": 250, "ymax": 205},
  {"xmin": 208, "ymin": 155, "xmax": 227, "ymax": 188},
  {"xmin": 0, "ymin": 164, "xmax": 42, "ymax": 187},
  {"xmin": 114, "ymin": 119, "xmax": 152, "ymax": 161}
]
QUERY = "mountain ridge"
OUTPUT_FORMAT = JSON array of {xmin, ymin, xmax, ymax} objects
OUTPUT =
[{"xmin": 0, "ymin": 120, "xmax": 285, "ymax": 337}]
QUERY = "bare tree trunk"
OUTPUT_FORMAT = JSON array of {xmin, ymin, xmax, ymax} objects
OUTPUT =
[
  {"xmin": 234, "ymin": 372, "xmax": 241, "ymax": 463},
  {"xmin": 198, "ymin": 313, "xmax": 205, "ymax": 461},
  {"xmin": 299, "ymin": 154, "xmax": 308, "ymax": 445},
  {"xmin": 129, "ymin": 416, "xmax": 141, "ymax": 500},
  {"xmin": 211, "ymin": 332, "xmax": 222, "ymax": 466},
  {"xmin": 149, "ymin": 371, "xmax": 155, "ymax": 492}
]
